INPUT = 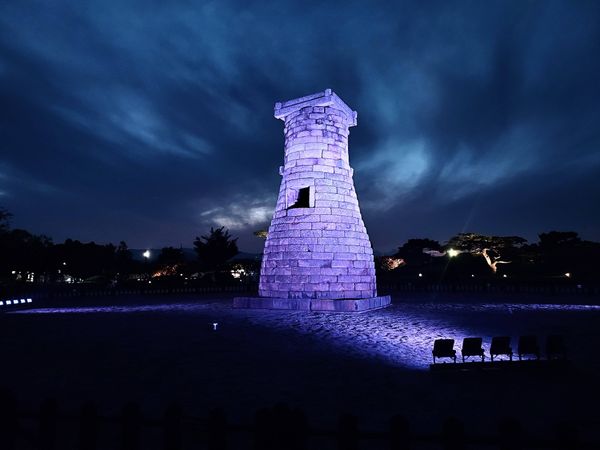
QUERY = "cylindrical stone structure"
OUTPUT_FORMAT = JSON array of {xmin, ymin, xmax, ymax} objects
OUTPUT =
[{"xmin": 259, "ymin": 89, "xmax": 377, "ymax": 300}]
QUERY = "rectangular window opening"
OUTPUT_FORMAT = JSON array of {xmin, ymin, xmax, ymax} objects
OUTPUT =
[{"xmin": 287, "ymin": 186, "xmax": 312, "ymax": 209}]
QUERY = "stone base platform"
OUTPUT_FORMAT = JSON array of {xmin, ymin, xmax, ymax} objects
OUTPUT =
[{"xmin": 232, "ymin": 295, "xmax": 391, "ymax": 312}]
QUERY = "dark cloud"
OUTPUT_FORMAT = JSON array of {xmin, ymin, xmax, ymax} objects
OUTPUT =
[{"xmin": 1, "ymin": 0, "xmax": 599, "ymax": 252}]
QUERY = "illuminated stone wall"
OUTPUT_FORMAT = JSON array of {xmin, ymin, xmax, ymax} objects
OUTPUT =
[{"xmin": 259, "ymin": 89, "xmax": 377, "ymax": 300}]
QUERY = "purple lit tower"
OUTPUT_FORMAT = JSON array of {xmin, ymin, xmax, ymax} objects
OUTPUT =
[{"xmin": 234, "ymin": 89, "xmax": 390, "ymax": 312}]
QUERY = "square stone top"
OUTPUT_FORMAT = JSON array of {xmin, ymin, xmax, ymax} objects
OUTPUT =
[{"xmin": 274, "ymin": 89, "xmax": 358, "ymax": 126}]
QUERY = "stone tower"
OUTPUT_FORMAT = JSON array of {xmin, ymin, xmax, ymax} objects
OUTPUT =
[{"xmin": 234, "ymin": 89, "xmax": 390, "ymax": 311}]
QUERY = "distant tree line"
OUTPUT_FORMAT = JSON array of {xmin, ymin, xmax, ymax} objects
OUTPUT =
[
  {"xmin": 0, "ymin": 207, "xmax": 252, "ymax": 288},
  {"xmin": 378, "ymin": 231, "xmax": 600, "ymax": 283},
  {"xmin": 1, "ymin": 206, "xmax": 599, "ymax": 288}
]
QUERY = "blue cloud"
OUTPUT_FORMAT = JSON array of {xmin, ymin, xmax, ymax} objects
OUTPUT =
[{"xmin": 1, "ymin": 0, "xmax": 599, "ymax": 251}]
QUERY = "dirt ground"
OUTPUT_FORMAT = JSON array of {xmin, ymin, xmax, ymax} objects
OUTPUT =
[{"xmin": 1, "ymin": 293, "xmax": 599, "ymax": 447}]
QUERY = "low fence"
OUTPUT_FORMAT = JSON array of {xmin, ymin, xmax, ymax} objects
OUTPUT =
[
  {"xmin": 3, "ymin": 285, "xmax": 257, "ymax": 302},
  {"xmin": 378, "ymin": 282, "xmax": 600, "ymax": 297},
  {"xmin": 3, "ymin": 282, "xmax": 600, "ymax": 306},
  {"xmin": 0, "ymin": 394, "xmax": 594, "ymax": 450}
]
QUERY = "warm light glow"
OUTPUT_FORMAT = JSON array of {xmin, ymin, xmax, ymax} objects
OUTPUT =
[
  {"xmin": 230, "ymin": 264, "xmax": 247, "ymax": 279},
  {"xmin": 447, "ymin": 248, "xmax": 459, "ymax": 258},
  {"xmin": 381, "ymin": 256, "xmax": 405, "ymax": 271},
  {"xmin": 143, "ymin": 250, "xmax": 151, "ymax": 259}
]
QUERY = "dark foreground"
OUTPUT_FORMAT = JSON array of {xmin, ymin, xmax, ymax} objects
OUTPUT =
[{"xmin": 1, "ymin": 294, "xmax": 599, "ymax": 448}]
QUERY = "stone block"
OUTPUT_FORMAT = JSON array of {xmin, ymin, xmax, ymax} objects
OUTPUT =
[{"xmin": 297, "ymin": 259, "xmax": 332, "ymax": 268}]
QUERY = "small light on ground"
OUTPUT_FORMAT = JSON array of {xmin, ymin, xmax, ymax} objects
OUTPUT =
[
  {"xmin": 503, "ymin": 274, "xmax": 508, "ymax": 278},
  {"xmin": 418, "ymin": 273, "xmax": 423, "ymax": 278},
  {"xmin": 212, "ymin": 322, "xmax": 218, "ymax": 331},
  {"xmin": 143, "ymin": 250, "xmax": 151, "ymax": 259},
  {"xmin": 565, "ymin": 272, "xmax": 571, "ymax": 278},
  {"xmin": 471, "ymin": 274, "xmax": 475, "ymax": 278},
  {"xmin": 448, "ymin": 248, "xmax": 459, "ymax": 258}
]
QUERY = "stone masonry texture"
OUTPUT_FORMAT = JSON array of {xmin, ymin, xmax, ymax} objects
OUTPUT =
[{"xmin": 259, "ymin": 89, "xmax": 377, "ymax": 300}]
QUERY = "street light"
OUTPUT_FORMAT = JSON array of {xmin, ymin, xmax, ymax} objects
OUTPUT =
[
  {"xmin": 448, "ymin": 248, "xmax": 459, "ymax": 258},
  {"xmin": 143, "ymin": 250, "xmax": 151, "ymax": 259}
]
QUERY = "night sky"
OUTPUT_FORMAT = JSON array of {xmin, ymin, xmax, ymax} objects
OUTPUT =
[{"xmin": 1, "ymin": 1, "xmax": 599, "ymax": 253}]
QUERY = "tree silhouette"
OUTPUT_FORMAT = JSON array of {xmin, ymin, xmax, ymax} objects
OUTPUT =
[
  {"xmin": 115, "ymin": 241, "xmax": 134, "ymax": 279},
  {"xmin": 194, "ymin": 227, "xmax": 238, "ymax": 271},
  {"xmin": 446, "ymin": 233, "xmax": 527, "ymax": 273},
  {"xmin": 51, "ymin": 239, "xmax": 117, "ymax": 281},
  {"xmin": 155, "ymin": 247, "xmax": 185, "ymax": 276},
  {"xmin": 534, "ymin": 231, "xmax": 600, "ymax": 279},
  {"xmin": 395, "ymin": 238, "xmax": 442, "ymax": 265},
  {"xmin": 158, "ymin": 247, "xmax": 185, "ymax": 266},
  {"xmin": 538, "ymin": 231, "xmax": 581, "ymax": 249},
  {"xmin": 0, "ymin": 207, "xmax": 11, "ymax": 234},
  {"xmin": 0, "ymin": 228, "xmax": 52, "ymax": 278}
]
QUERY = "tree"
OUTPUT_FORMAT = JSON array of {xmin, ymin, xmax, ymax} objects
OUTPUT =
[
  {"xmin": 0, "ymin": 207, "xmax": 12, "ymax": 234},
  {"xmin": 538, "ymin": 231, "xmax": 581, "ymax": 249},
  {"xmin": 534, "ymin": 231, "xmax": 599, "ymax": 279},
  {"xmin": 157, "ymin": 247, "xmax": 185, "ymax": 266},
  {"xmin": 446, "ymin": 233, "xmax": 527, "ymax": 273},
  {"xmin": 51, "ymin": 239, "xmax": 117, "ymax": 281},
  {"xmin": 115, "ymin": 241, "xmax": 134, "ymax": 278},
  {"xmin": 0, "ymin": 228, "xmax": 53, "ymax": 279},
  {"xmin": 155, "ymin": 246, "xmax": 185, "ymax": 276},
  {"xmin": 194, "ymin": 227, "xmax": 238, "ymax": 271},
  {"xmin": 395, "ymin": 238, "xmax": 442, "ymax": 266}
]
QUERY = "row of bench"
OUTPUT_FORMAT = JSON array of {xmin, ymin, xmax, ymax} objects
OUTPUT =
[{"xmin": 432, "ymin": 335, "xmax": 566, "ymax": 363}]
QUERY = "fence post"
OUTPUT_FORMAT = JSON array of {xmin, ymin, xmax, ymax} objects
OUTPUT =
[
  {"xmin": 441, "ymin": 417, "xmax": 465, "ymax": 450},
  {"xmin": 497, "ymin": 417, "xmax": 523, "ymax": 450},
  {"xmin": 337, "ymin": 413, "xmax": 359, "ymax": 450},
  {"xmin": 207, "ymin": 408, "xmax": 227, "ymax": 450},
  {"xmin": 253, "ymin": 407, "xmax": 274, "ymax": 450},
  {"xmin": 163, "ymin": 403, "xmax": 182, "ymax": 450},
  {"xmin": 291, "ymin": 407, "xmax": 308, "ymax": 450},
  {"xmin": 389, "ymin": 414, "xmax": 410, "ymax": 450},
  {"xmin": 0, "ymin": 390, "xmax": 17, "ymax": 450},
  {"xmin": 38, "ymin": 398, "xmax": 58, "ymax": 450},
  {"xmin": 78, "ymin": 401, "xmax": 98, "ymax": 450},
  {"xmin": 121, "ymin": 402, "xmax": 141, "ymax": 450}
]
